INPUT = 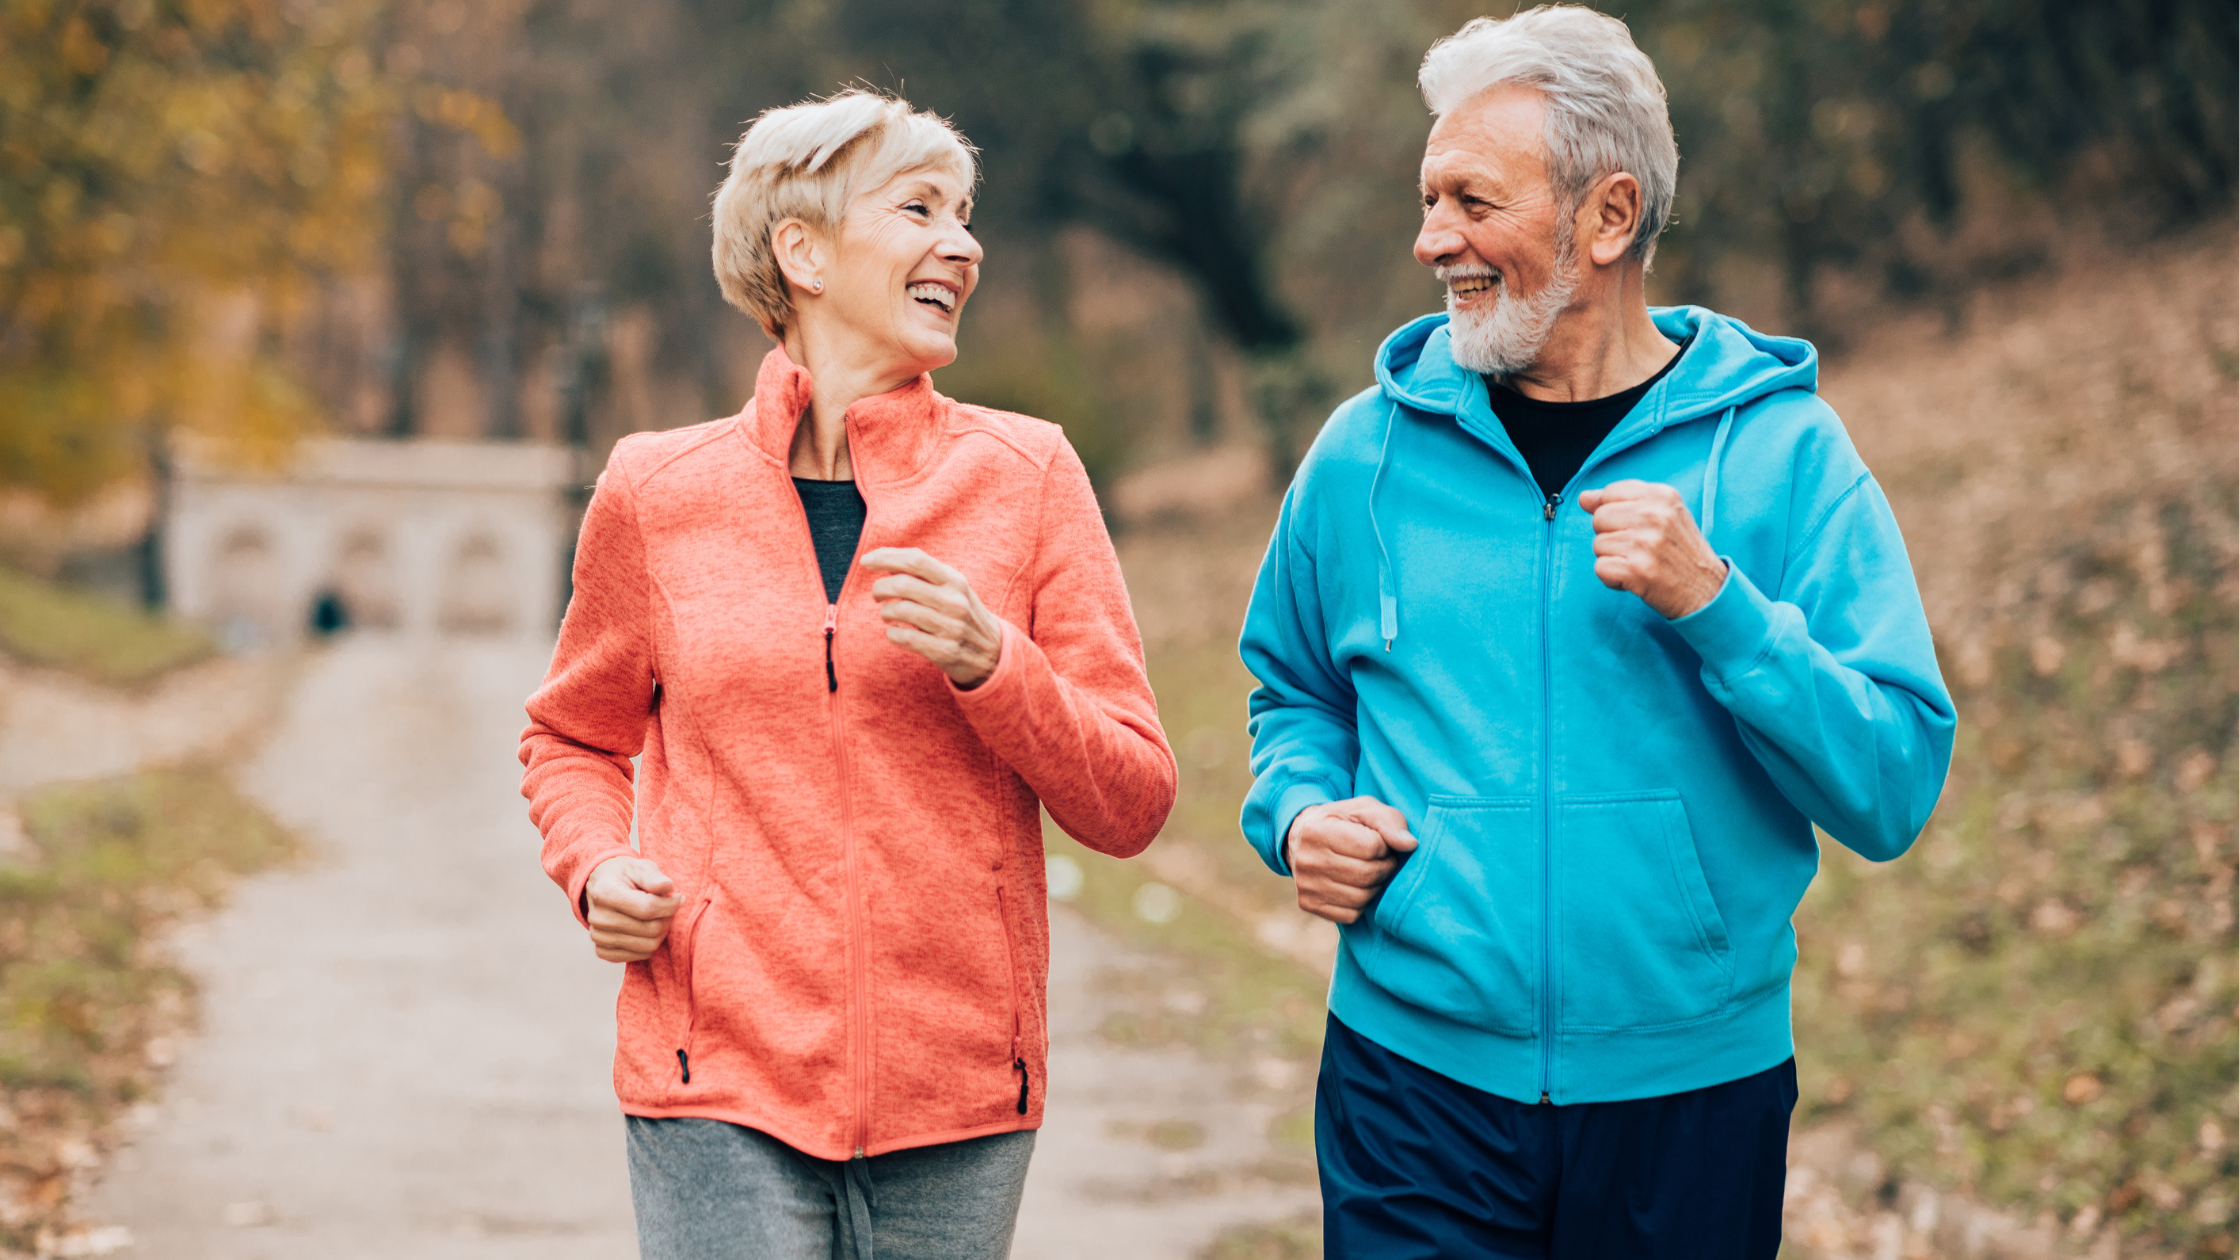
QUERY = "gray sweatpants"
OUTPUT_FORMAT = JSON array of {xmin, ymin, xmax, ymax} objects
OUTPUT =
[{"xmin": 625, "ymin": 1116, "xmax": 1035, "ymax": 1260}]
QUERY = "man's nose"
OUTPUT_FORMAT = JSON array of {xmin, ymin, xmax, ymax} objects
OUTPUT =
[{"xmin": 1414, "ymin": 205, "xmax": 1464, "ymax": 268}]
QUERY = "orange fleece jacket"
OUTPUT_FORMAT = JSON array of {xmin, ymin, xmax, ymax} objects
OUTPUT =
[{"xmin": 520, "ymin": 347, "xmax": 1176, "ymax": 1159}]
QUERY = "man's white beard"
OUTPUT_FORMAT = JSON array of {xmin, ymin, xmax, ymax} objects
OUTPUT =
[{"xmin": 1442, "ymin": 237, "xmax": 1579, "ymax": 376}]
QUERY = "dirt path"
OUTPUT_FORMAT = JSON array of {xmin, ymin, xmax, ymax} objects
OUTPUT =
[{"xmin": 80, "ymin": 635, "xmax": 1315, "ymax": 1257}]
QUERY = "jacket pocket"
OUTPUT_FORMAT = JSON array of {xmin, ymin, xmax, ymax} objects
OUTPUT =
[
  {"xmin": 672, "ymin": 893, "xmax": 715, "ymax": 1087},
  {"xmin": 1354, "ymin": 795, "xmax": 1537, "ymax": 1036},
  {"xmin": 995, "ymin": 886, "xmax": 1029, "ymax": 1115},
  {"xmin": 1556, "ymin": 792, "xmax": 1733, "ymax": 1032}
]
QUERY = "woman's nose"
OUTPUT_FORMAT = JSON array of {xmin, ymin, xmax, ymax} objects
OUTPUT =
[{"xmin": 943, "ymin": 224, "xmax": 983, "ymax": 266}]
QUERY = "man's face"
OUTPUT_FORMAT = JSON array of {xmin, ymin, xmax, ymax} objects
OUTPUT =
[{"xmin": 1415, "ymin": 85, "xmax": 1578, "ymax": 375}]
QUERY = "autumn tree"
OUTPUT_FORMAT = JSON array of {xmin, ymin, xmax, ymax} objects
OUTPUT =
[{"xmin": 0, "ymin": 0, "xmax": 508, "ymax": 507}]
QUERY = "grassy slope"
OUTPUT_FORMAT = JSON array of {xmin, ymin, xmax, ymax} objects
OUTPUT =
[
  {"xmin": 0, "ymin": 567, "xmax": 209, "ymax": 687},
  {"xmin": 0, "ymin": 767, "xmax": 297, "ymax": 1254},
  {"xmin": 1794, "ymin": 222, "xmax": 2238, "ymax": 1255},
  {"xmin": 1076, "ymin": 222, "xmax": 2236, "ymax": 1257}
]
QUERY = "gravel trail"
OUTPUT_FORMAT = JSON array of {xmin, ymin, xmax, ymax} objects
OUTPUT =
[{"xmin": 82, "ymin": 635, "xmax": 1315, "ymax": 1257}]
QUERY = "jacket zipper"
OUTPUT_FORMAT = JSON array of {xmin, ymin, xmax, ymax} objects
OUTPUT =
[
  {"xmin": 676, "ymin": 894, "xmax": 714, "ymax": 1083},
  {"xmin": 793, "ymin": 454, "xmax": 873, "ymax": 1156},
  {"xmin": 823, "ymin": 604, "xmax": 838, "ymax": 692},
  {"xmin": 833, "ymin": 649, "xmax": 869, "ymax": 1154},
  {"xmin": 996, "ymin": 887, "xmax": 1029, "ymax": 1114},
  {"xmin": 819, "ymin": 490, "xmax": 873, "ymax": 1158},
  {"xmin": 1538, "ymin": 491, "xmax": 1559, "ymax": 1104}
]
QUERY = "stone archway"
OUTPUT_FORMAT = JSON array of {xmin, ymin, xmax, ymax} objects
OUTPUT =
[
  {"xmin": 208, "ymin": 525, "xmax": 283, "ymax": 651},
  {"xmin": 330, "ymin": 527, "xmax": 403, "ymax": 630},
  {"xmin": 437, "ymin": 532, "xmax": 515, "ymax": 635}
]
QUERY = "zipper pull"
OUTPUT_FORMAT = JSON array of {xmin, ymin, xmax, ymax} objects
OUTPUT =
[
  {"xmin": 1538, "ymin": 1090, "xmax": 1552, "ymax": 1105},
  {"xmin": 1015, "ymin": 1058, "xmax": 1031, "ymax": 1114},
  {"xmin": 1542, "ymin": 492, "xmax": 1563, "ymax": 521},
  {"xmin": 677, "ymin": 1049, "xmax": 691, "ymax": 1084},
  {"xmin": 823, "ymin": 604, "xmax": 838, "ymax": 693}
]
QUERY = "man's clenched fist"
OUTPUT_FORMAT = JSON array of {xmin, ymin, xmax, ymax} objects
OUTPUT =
[
  {"xmin": 1578, "ymin": 480, "xmax": 1728, "ymax": 619},
  {"xmin": 1287, "ymin": 798, "xmax": 1417, "ymax": 924},
  {"xmin": 584, "ymin": 855, "xmax": 680, "ymax": 963}
]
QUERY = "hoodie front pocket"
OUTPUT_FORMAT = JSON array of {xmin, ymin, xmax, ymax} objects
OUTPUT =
[
  {"xmin": 1355, "ymin": 795, "xmax": 1537, "ymax": 1036},
  {"xmin": 1556, "ymin": 792, "xmax": 1733, "ymax": 1032}
]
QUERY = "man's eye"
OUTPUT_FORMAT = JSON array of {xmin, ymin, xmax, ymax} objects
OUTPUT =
[{"xmin": 961, "ymin": 222, "xmax": 975, "ymax": 235}]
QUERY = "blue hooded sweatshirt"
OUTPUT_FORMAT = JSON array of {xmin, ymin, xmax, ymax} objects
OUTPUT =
[{"xmin": 1239, "ymin": 306, "xmax": 1956, "ymax": 1105}]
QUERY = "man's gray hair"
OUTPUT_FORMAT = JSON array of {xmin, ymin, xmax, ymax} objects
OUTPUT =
[{"xmin": 1419, "ymin": 6, "xmax": 1677, "ymax": 266}]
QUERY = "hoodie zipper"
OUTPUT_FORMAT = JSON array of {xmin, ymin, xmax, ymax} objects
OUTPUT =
[{"xmin": 1537, "ymin": 491, "xmax": 1559, "ymax": 1104}]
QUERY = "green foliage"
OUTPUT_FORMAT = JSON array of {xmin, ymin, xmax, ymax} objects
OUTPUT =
[
  {"xmin": 938, "ymin": 327, "xmax": 1128, "ymax": 489},
  {"xmin": 0, "ymin": 565, "xmax": 209, "ymax": 686},
  {"xmin": 0, "ymin": 0, "xmax": 515, "ymax": 504},
  {"xmin": 1198, "ymin": 1212, "xmax": 1322, "ymax": 1260},
  {"xmin": 1793, "ymin": 488, "xmax": 2238, "ymax": 1253},
  {"xmin": 0, "ymin": 765, "xmax": 296, "ymax": 1254},
  {"xmin": 1634, "ymin": 0, "xmax": 2239, "ymax": 316}
]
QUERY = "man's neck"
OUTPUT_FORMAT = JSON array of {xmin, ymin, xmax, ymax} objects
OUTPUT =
[{"xmin": 1497, "ymin": 268, "xmax": 1679, "ymax": 404}]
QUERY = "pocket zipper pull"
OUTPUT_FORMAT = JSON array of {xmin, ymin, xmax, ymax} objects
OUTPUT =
[
  {"xmin": 677, "ymin": 1049, "xmax": 692, "ymax": 1084},
  {"xmin": 1015, "ymin": 1058, "xmax": 1030, "ymax": 1114}
]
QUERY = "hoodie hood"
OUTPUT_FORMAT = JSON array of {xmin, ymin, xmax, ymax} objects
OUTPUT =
[
  {"xmin": 1360, "ymin": 306, "xmax": 1819, "ymax": 647},
  {"xmin": 1373, "ymin": 305, "xmax": 1818, "ymax": 431}
]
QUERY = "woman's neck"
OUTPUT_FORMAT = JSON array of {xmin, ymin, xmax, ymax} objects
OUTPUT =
[{"xmin": 780, "ymin": 321, "xmax": 923, "ymax": 480}]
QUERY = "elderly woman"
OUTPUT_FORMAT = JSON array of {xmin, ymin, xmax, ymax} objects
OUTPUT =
[{"xmin": 519, "ymin": 90, "xmax": 1176, "ymax": 1259}]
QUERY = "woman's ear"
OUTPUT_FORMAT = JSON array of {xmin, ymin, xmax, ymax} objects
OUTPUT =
[{"xmin": 773, "ymin": 219, "xmax": 828, "ymax": 296}]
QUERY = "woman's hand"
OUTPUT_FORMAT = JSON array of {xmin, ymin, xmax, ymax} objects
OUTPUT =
[
  {"xmin": 584, "ymin": 855, "xmax": 680, "ymax": 963},
  {"xmin": 861, "ymin": 547, "xmax": 1003, "ymax": 689}
]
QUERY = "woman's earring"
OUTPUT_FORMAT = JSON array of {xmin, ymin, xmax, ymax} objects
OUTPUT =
[{"xmin": 811, "ymin": 278, "xmax": 824, "ymax": 293}]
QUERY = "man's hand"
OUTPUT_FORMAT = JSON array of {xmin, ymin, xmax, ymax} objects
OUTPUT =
[
  {"xmin": 584, "ymin": 855, "xmax": 681, "ymax": 963},
  {"xmin": 860, "ymin": 547, "xmax": 1004, "ymax": 690},
  {"xmin": 1287, "ymin": 798, "xmax": 1417, "ymax": 924},
  {"xmin": 1578, "ymin": 480, "xmax": 1728, "ymax": 619}
]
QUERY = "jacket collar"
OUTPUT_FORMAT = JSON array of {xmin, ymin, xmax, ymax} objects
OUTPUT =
[{"xmin": 741, "ymin": 345, "xmax": 943, "ymax": 485}]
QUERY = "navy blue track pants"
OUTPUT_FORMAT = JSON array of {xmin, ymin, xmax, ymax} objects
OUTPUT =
[{"xmin": 1316, "ymin": 1015, "xmax": 1797, "ymax": 1259}]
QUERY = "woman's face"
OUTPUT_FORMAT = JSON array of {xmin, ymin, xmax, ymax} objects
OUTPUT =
[{"xmin": 818, "ymin": 164, "xmax": 982, "ymax": 377}]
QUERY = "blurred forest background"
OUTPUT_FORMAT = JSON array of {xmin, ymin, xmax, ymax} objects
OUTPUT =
[
  {"xmin": 0, "ymin": 1, "xmax": 2236, "ymax": 1258},
  {"xmin": 3, "ymin": 0, "xmax": 2234, "ymax": 523}
]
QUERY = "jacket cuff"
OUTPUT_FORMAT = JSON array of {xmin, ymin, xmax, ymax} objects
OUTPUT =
[
  {"xmin": 949, "ymin": 617, "xmax": 1028, "ymax": 714},
  {"xmin": 1268, "ymin": 781, "xmax": 1339, "ymax": 877},
  {"xmin": 563, "ymin": 841, "xmax": 640, "ymax": 927},
  {"xmin": 1666, "ymin": 559, "xmax": 1779, "ymax": 683}
]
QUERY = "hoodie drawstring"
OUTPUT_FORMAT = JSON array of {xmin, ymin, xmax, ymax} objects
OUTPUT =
[
  {"xmin": 1371, "ymin": 400, "xmax": 1402, "ymax": 649},
  {"xmin": 1699, "ymin": 405, "xmax": 1737, "ymax": 545}
]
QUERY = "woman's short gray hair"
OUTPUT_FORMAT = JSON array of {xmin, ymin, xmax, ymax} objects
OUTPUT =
[
  {"xmin": 711, "ymin": 89, "xmax": 978, "ymax": 337},
  {"xmin": 1419, "ymin": 6, "xmax": 1677, "ymax": 266}
]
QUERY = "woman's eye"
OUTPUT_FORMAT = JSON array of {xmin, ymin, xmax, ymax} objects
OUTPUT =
[
  {"xmin": 903, "ymin": 202, "xmax": 929, "ymax": 216},
  {"xmin": 961, "ymin": 222, "xmax": 975, "ymax": 235}
]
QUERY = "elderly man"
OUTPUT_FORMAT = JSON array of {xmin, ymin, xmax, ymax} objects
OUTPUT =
[{"xmin": 1238, "ymin": 7, "xmax": 1955, "ymax": 1256}]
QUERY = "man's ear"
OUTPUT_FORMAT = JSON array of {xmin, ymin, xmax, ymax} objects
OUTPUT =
[
  {"xmin": 1579, "ymin": 172, "xmax": 1643, "ymax": 269},
  {"xmin": 772, "ymin": 219, "xmax": 827, "ymax": 294}
]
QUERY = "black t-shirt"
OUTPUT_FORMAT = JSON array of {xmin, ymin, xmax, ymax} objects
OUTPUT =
[
  {"xmin": 793, "ymin": 478, "xmax": 866, "ymax": 604},
  {"xmin": 1488, "ymin": 341, "xmax": 1688, "ymax": 503}
]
